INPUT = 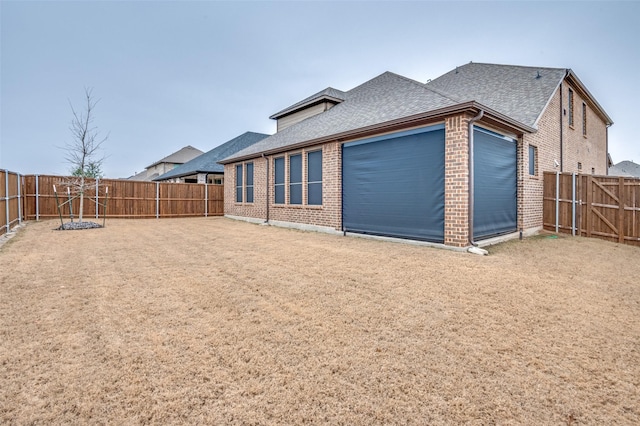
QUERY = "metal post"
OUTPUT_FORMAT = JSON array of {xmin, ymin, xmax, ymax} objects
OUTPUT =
[
  {"xmin": 156, "ymin": 182, "xmax": 160, "ymax": 219},
  {"xmin": 17, "ymin": 174, "xmax": 22, "ymax": 225},
  {"xmin": 4, "ymin": 170, "xmax": 9, "ymax": 234},
  {"xmin": 571, "ymin": 172, "xmax": 576, "ymax": 236},
  {"xmin": 204, "ymin": 183, "xmax": 208, "ymax": 217},
  {"xmin": 555, "ymin": 171, "xmax": 559, "ymax": 233},
  {"xmin": 35, "ymin": 175, "xmax": 40, "ymax": 221}
]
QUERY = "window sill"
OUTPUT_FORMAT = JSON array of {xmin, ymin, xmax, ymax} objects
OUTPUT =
[{"xmin": 272, "ymin": 203, "xmax": 323, "ymax": 209}]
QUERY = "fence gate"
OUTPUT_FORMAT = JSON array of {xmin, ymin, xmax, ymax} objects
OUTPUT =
[{"xmin": 544, "ymin": 172, "xmax": 640, "ymax": 247}]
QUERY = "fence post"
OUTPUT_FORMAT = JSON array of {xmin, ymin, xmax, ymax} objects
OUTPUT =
[
  {"xmin": 156, "ymin": 182, "xmax": 160, "ymax": 219},
  {"xmin": 5, "ymin": 170, "xmax": 9, "ymax": 234},
  {"xmin": 585, "ymin": 175, "xmax": 592, "ymax": 237},
  {"xmin": 572, "ymin": 172, "xmax": 576, "ymax": 236},
  {"xmin": 618, "ymin": 177, "xmax": 625, "ymax": 243},
  {"xmin": 17, "ymin": 173, "xmax": 22, "ymax": 225},
  {"xmin": 204, "ymin": 183, "xmax": 208, "ymax": 217},
  {"xmin": 95, "ymin": 178, "xmax": 99, "ymax": 219},
  {"xmin": 35, "ymin": 175, "xmax": 40, "ymax": 221},
  {"xmin": 555, "ymin": 171, "xmax": 559, "ymax": 233}
]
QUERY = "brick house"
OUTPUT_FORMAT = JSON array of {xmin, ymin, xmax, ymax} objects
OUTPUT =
[
  {"xmin": 154, "ymin": 132, "xmax": 269, "ymax": 184},
  {"xmin": 219, "ymin": 63, "xmax": 613, "ymax": 248}
]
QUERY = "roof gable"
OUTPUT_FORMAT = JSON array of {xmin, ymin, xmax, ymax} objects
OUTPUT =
[
  {"xmin": 154, "ymin": 132, "xmax": 269, "ymax": 181},
  {"xmin": 146, "ymin": 145, "xmax": 204, "ymax": 168},
  {"xmin": 270, "ymin": 87, "xmax": 347, "ymax": 119}
]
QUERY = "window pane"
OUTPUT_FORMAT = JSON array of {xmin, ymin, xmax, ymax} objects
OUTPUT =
[
  {"xmin": 246, "ymin": 162, "xmax": 254, "ymax": 186},
  {"xmin": 308, "ymin": 182, "xmax": 322, "ymax": 205},
  {"xmin": 274, "ymin": 157, "xmax": 285, "ymax": 184},
  {"xmin": 289, "ymin": 154, "xmax": 302, "ymax": 184},
  {"xmin": 290, "ymin": 183, "xmax": 302, "ymax": 205},
  {"xmin": 246, "ymin": 187, "xmax": 254, "ymax": 203},
  {"xmin": 235, "ymin": 164, "xmax": 243, "ymax": 202},
  {"xmin": 307, "ymin": 150, "xmax": 322, "ymax": 183},
  {"xmin": 528, "ymin": 146, "xmax": 535, "ymax": 176},
  {"xmin": 568, "ymin": 89, "xmax": 574, "ymax": 126},
  {"xmin": 275, "ymin": 185, "xmax": 285, "ymax": 204}
]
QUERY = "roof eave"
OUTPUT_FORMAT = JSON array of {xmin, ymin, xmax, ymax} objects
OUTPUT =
[{"xmin": 221, "ymin": 102, "xmax": 534, "ymax": 164}]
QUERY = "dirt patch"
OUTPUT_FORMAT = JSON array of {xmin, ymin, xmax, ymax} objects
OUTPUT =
[{"xmin": 1, "ymin": 218, "xmax": 638, "ymax": 424}]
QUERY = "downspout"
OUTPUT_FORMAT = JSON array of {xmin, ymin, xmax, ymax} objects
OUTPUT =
[
  {"xmin": 559, "ymin": 82, "xmax": 564, "ymax": 171},
  {"xmin": 262, "ymin": 154, "xmax": 269, "ymax": 223},
  {"xmin": 468, "ymin": 109, "xmax": 484, "ymax": 247}
]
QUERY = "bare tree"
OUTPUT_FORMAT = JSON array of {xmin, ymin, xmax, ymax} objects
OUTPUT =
[{"xmin": 62, "ymin": 87, "xmax": 108, "ymax": 222}]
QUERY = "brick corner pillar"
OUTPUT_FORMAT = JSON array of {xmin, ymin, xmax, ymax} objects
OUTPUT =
[{"xmin": 444, "ymin": 114, "xmax": 471, "ymax": 247}]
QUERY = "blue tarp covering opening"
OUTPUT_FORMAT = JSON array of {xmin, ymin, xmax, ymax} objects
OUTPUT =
[
  {"xmin": 473, "ymin": 128, "xmax": 517, "ymax": 239},
  {"xmin": 342, "ymin": 126, "xmax": 445, "ymax": 242}
]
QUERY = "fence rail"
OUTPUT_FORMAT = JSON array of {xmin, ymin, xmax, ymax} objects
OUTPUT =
[
  {"xmin": 1, "ymin": 170, "xmax": 23, "ymax": 236},
  {"xmin": 17, "ymin": 175, "xmax": 223, "ymax": 223},
  {"xmin": 543, "ymin": 171, "xmax": 640, "ymax": 247}
]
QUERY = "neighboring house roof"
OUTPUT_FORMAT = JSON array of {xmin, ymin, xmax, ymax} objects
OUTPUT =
[
  {"xmin": 146, "ymin": 145, "xmax": 204, "ymax": 169},
  {"xmin": 609, "ymin": 160, "xmax": 640, "ymax": 177},
  {"xmin": 221, "ymin": 62, "xmax": 611, "ymax": 164},
  {"xmin": 154, "ymin": 132, "xmax": 270, "ymax": 181},
  {"xmin": 270, "ymin": 87, "xmax": 347, "ymax": 119}
]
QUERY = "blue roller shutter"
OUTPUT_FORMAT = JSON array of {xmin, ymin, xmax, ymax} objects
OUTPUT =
[
  {"xmin": 342, "ymin": 125, "xmax": 445, "ymax": 243},
  {"xmin": 473, "ymin": 128, "xmax": 517, "ymax": 239}
]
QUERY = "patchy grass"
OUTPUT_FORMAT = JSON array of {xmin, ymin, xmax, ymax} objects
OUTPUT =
[{"xmin": 1, "ymin": 218, "xmax": 638, "ymax": 424}]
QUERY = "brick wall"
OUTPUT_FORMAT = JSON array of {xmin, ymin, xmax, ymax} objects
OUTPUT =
[
  {"xmin": 520, "ymin": 87, "xmax": 561, "ymax": 230},
  {"xmin": 561, "ymin": 83, "xmax": 608, "ymax": 175},
  {"xmin": 444, "ymin": 114, "xmax": 471, "ymax": 247},
  {"xmin": 224, "ymin": 142, "xmax": 342, "ymax": 230},
  {"xmin": 520, "ymin": 80, "xmax": 608, "ymax": 230}
]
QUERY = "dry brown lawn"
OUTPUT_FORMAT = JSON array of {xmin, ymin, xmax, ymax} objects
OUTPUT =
[{"xmin": 0, "ymin": 218, "xmax": 638, "ymax": 425}]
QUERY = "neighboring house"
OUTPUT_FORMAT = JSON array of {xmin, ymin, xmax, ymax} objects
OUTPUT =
[
  {"xmin": 154, "ymin": 132, "xmax": 270, "ymax": 184},
  {"xmin": 219, "ymin": 62, "xmax": 613, "ymax": 248},
  {"xmin": 609, "ymin": 160, "xmax": 640, "ymax": 177},
  {"xmin": 129, "ymin": 145, "xmax": 204, "ymax": 181}
]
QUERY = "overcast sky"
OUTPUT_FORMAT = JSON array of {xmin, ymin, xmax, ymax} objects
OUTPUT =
[{"xmin": 2, "ymin": 1, "xmax": 639, "ymax": 178}]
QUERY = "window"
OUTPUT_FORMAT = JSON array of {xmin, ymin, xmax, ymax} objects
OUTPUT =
[
  {"xmin": 235, "ymin": 164, "xmax": 243, "ymax": 202},
  {"xmin": 274, "ymin": 157, "xmax": 285, "ymax": 204},
  {"xmin": 307, "ymin": 151, "xmax": 322, "ymax": 205},
  {"xmin": 245, "ymin": 162, "xmax": 254, "ymax": 203},
  {"xmin": 582, "ymin": 102, "xmax": 587, "ymax": 136},
  {"xmin": 528, "ymin": 145, "xmax": 537, "ymax": 176},
  {"xmin": 568, "ymin": 88, "xmax": 574, "ymax": 127},
  {"xmin": 289, "ymin": 154, "xmax": 302, "ymax": 204}
]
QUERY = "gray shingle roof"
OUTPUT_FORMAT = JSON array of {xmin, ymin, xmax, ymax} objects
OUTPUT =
[
  {"xmin": 154, "ymin": 132, "xmax": 269, "ymax": 181},
  {"xmin": 270, "ymin": 87, "xmax": 347, "ymax": 119},
  {"xmin": 609, "ymin": 160, "xmax": 640, "ymax": 177},
  {"xmin": 221, "ymin": 63, "xmax": 609, "ymax": 164},
  {"xmin": 146, "ymin": 145, "xmax": 204, "ymax": 168},
  {"xmin": 224, "ymin": 72, "xmax": 458, "ymax": 162},
  {"xmin": 426, "ymin": 62, "xmax": 567, "ymax": 128}
]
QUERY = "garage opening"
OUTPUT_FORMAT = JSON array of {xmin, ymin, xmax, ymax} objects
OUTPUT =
[
  {"xmin": 342, "ymin": 125, "xmax": 445, "ymax": 242},
  {"xmin": 473, "ymin": 127, "xmax": 517, "ymax": 240}
]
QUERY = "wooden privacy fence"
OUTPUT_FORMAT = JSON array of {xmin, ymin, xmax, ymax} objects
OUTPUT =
[
  {"xmin": 21, "ymin": 175, "xmax": 224, "ymax": 221},
  {"xmin": 1, "ymin": 170, "xmax": 23, "ymax": 236},
  {"xmin": 543, "ymin": 171, "xmax": 640, "ymax": 247}
]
